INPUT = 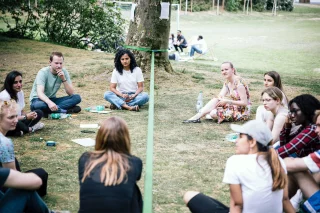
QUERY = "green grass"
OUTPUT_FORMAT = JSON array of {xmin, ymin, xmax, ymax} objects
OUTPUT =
[{"xmin": 0, "ymin": 4, "xmax": 320, "ymax": 213}]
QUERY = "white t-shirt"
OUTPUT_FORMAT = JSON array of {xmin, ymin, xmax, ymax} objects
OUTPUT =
[
  {"xmin": 110, "ymin": 67, "xmax": 144, "ymax": 93},
  {"xmin": 193, "ymin": 39, "xmax": 208, "ymax": 53},
  {"xmin": 223, "ymin": 154, "xmax": 286, "ymax": 213},
  {"xmin": 0, "ymin": 89, "xmax": 25, "ymax": 116}
]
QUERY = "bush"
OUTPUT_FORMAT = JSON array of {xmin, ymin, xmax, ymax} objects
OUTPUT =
[
  {"xmin": 226, "ymin": 0, "xmax": 241, "ymax": 11},
  {"xmin": 266, "ymin": 0, "xmax": 294, "ymax": 11},
  {"xmin": 0, "ymin": 0, "xmax": 125, "ymax": 52}
]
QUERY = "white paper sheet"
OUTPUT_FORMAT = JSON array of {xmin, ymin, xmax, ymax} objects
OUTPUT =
[
  {"xmin": 131, "ymin": 3, "xmax": 137, "ymax": 22},
  {"xmin": 71, "ymin": 138, "xmax": 96, "ymax": 147},
  {"xmin": 160, "ymin": 2, "xmax": 170, "ymax": 20},
  {"xmin": 80, "ymin": 124, "xmax": 99, "ymax": 128}
]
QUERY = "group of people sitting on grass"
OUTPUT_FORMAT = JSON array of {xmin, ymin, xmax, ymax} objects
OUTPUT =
[
  {"xmin": 0, "ymin": 49, "xmax": 320, "ymax": 212},
  {"xmin": 169, "ymin": 30, "xmax": 208, "ymax": 60}
]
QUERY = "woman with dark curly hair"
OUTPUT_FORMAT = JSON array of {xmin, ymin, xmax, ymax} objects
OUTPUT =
[
  {"xmin": 104, "ymin": 49, "xmax": 149, "ymax": 111},
  {"xmin": 277, "ymin": 94, "xmax": 320, "ymax": 158}
]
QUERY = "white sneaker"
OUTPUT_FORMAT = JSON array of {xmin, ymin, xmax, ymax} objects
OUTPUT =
[
  {"xmin": 32, "ymin": 122, "xmax": 45, "ymax": 132},
  {"xmin": 290, "ymin": 189, "xmax": 303, "ymax": 212}
]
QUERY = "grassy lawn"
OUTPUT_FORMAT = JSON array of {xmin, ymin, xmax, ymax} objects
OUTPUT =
[{"xmin": 0, "ymin": 4, "xmax": 320, "ymax": 212}]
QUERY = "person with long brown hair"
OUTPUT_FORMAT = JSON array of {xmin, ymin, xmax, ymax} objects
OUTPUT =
[
  {"xmin": 183, "ymin": 120, "xmax": 295, "ymax": 213},
  {"xmin": 78, "ymin": 116, "xmax": 143, "ymax": 213}
]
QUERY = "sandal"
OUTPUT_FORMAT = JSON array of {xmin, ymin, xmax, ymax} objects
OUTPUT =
[
  {"xmin": 129, "ymin": 105, "xmax": 139, "ymax": 112},
  {"xmin": 182, "ymin": 119, "xmax": 201, "ymax": 123}
]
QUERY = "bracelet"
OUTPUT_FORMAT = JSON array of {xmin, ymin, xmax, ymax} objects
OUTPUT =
[{"xmin": 62, "ymin": 79, "xmax": 67, "ymax": 82}]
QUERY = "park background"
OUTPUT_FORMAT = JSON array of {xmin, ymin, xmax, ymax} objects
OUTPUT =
[{"xmin": 0, "ymin": 3, "xmax": 320, "ymax": 212}]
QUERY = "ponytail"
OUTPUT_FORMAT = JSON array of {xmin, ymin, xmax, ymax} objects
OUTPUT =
[{"xmin": 256, "ymin": 142, "xmax": 287, "ymax": 191}]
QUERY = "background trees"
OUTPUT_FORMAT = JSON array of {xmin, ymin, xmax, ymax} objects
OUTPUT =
[{"xmin": 0, "ymin": 0, "xmax": 125, "ymax": 52}]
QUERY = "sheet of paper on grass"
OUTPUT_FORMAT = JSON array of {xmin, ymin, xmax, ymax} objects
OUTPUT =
[
  {"xmin": 72, "ymin": 138, "xmax": 95, "ymax": 147},
  {"xmin": 90, "ymin": 110, "xmax": 112, "ymax": 114},
  {"xmin": 80, "ymin": 124, "xmax": 99, "ymax": 128}
]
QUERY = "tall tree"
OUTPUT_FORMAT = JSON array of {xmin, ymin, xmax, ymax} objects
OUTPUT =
[{"xmin": 126, "ymin": 0, "xmax": 173, "ymax": 73}]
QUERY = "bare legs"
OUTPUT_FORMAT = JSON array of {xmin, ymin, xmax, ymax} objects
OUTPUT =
[{"xmin": 187, "ymin": 98, "xmax": 219, "ymax": 120}]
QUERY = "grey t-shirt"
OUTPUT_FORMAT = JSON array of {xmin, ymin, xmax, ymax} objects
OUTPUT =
[{"xmin": 29, "ymin": 66, "xmax": 71, "ymax": 103}]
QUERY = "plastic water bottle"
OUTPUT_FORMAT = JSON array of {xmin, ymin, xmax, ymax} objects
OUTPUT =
[
  {"xmin": 48, "ymin": 113, "xmax": 71, "ymax": 119},
  {"xmin": 196, "ymin": 91, "xmax": 203, "ymax": 112},
  {"xmin": 85, "ymin": 105, "xmax": 105, "ymax": 112}
]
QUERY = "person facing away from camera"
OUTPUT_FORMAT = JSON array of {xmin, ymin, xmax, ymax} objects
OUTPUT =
[
  {"xmin": 78, "ymin": 116, "xmax": 143, "ymax": 213},
  {"xmin": 29, "ymin": 52, "xmax": 82, "ymax": 117},
  {"xmin": 183, "ymin": 120, "xmax": 295, "ymax": 213},
  {"xmin": 0, "ymin": 71, "xmax": 44, "ymax": 136}
]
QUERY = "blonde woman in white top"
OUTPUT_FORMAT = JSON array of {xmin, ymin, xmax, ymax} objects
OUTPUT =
[{"xmin": 261, "ymin": 87, "xmax": 288, "ymax": 143}]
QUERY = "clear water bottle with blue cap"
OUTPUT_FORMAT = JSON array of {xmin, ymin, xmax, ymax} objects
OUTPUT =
[{"xmin": 196, "ymin": 91, "xmax": 203, "ymax": 112}]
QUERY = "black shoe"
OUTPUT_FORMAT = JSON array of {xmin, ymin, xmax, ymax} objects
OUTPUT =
[
  {"xmin": 182, "ymin": 119, "xmax": 201, "ymax": 123},
  {"xmin": 67, "ymin": 106, "xmax": 81, "ymax": 114},
  {"xmin": 109, "ymin": 104, "xmax": 117, "ymax": 110}
]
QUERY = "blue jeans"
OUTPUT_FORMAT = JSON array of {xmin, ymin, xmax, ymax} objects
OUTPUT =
[
  {"xmin": 31, "ymin": 94, "xmax": 81, "ymax": 113},
  {"xmin": 104, "ymin": 91, "xmax": 149, "ymax": 109},
  {"xmin": 190, "ymin": 45, "xmax": 203, "ymax": 57},
  {"xmin": 0, "ymin": 189, "xmax": 49, "ymax": 213}
]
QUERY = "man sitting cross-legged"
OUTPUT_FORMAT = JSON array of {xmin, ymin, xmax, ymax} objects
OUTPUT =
[{"xmin": 29, "ymin": 52, "xmax": 81, "ymax": 117}]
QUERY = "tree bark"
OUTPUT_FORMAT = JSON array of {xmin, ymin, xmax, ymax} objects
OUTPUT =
[
  {"xmin": 222, "ymin": 0, "xmax": 225, "ymax": 11},
  {"xmin": 212, "ymin": 0, "xmax": 215, "ymax": 12},
  {"xmin": 191, "ymin": 0, "xmax": 193, "ymax": 12},
  {"xmin": 126, "ymin": 0, "xmax": 173, "ymax": 73}
]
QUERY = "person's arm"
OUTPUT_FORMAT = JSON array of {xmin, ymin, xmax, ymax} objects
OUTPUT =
[
  {"xmin": 37, "ymin": 85, "xmax": 58, "ymax": 111},
  {"xmin": 284, "ymin": 157, "xmax": 308, "ymax": 172},
  {"xmin": 57, "ymin": 70, "xmax": 74, "ymax": 95},
  {"xmin": 218, "ymin": 85, "xmax": 248, "ymax": 107},
  {"xmin": 271, "ymin": 113, "xmax": 287, "ymax": 144},
  {"xmin": 2, "ymin": 161, "xmax": 16, "ymax": 170},
  {"xmin": 283, "ymin": 179, "xmax": 296, "ymax": 213},
  {"xmin": 109, "ymin": 83, "xmax": 128, "ymax": 99},
  {"xmin": 277, "ymin": 126, "xmax": 318, "ymax": 158},
  {"xmin": 229, "ymin": 184, "xmax": 243, "ymax": 213},
  {"xmin": 217, "ymin": 84, "xmax": 228, "ymax": 99},
  {"xmin": 4, "ymin": 169, "xmax": 42, "ymax": 190},
  {"xmin": 129, "ymin": 82, "xmax": 144, "ymax": 100}
]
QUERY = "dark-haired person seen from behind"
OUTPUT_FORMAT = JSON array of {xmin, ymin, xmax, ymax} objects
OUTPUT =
[
  {"xmin": 0, "ymin": 71, "xmax": 44, "ymax": 136},
  {"xmin": 277, "ymin": 94, "xmax": 320, "ymax": 158},
  {"xmin": 183, "ymin": 120, "xmax": 295, "ymax": 213},
  {"xmin": 29, "ymin": 52, "xmax": 81, "ymax": 117},
  {"xmin": 104, "ymin": 49, "xmax": 149, "ymax": 111},
  {"xmin": 78, "ymin": 116, "xmax": 143, "ymax": 213}
]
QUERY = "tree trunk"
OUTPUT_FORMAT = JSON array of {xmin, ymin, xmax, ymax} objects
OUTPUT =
[
  {"xmin": 191, "ymin": 0, "xmax": 193, "ymax": 12},
  {"xmin": 222, "ymin": 0, "xmax": 225, "ymax": 11},
  {"xmin": 212, "ymin": 0, "xmax": 215, "ymax": 12},
  {"xmin": 216, "ymin": 0, "xmax": 220, "ymax": 15},
  {"xmin": 243, "ymin": 0, "xmax": 246, "ymax": 13},
  {"xmin": 126, "ymin": 0, "xmax": 173, "ymax": 73}
]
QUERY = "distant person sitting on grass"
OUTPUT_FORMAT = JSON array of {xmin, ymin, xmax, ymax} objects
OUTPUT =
[
  {"xmin": 174, "ymin": 30, "xmax": 188, "ymax": 53},
  {"xmin": 183, "ymin": 62, "xmax": 251, "ymax": 123},
  {"xmin": 78, "ymin": 116, "xmax": 143, "ymax": 213},
  {"xmin": 104, "ymin": 49, "xmax": 149, "ymax": 111},
  {"xmin": 189, "ymin": 35, "xmax": 207, "ymax": 59},
  {"xmin": 183, "ymin": 120, "xmax": 295, "ymax": 213},
  {"xmin": 0, "ymin": 71, "xmax": 44, "ymax": 137},
  {"xmin": 29, "ymin": 52, "xmax": 82, "ymax": 117}
]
